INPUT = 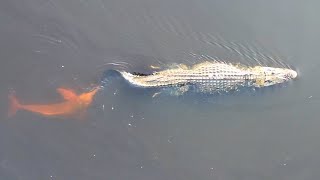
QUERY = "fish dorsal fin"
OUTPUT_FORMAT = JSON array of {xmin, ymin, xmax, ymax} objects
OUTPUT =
[{"xmin": 56, "ymin": 88, "xmax": 78, "ymax": 100}]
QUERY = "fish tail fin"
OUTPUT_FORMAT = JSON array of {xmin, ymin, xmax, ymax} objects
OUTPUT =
[{"xmin": 8, "ymin": 93, "xmax": 20, "ymax": 117}]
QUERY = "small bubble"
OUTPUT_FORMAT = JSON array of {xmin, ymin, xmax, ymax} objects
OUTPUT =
[
  {"xmin": 111, "ymin": 106, "xmax": 114, "ymax": 110},
  {"xmin": 128, "ymin": 123, "xmax": 132, "ymax": 126},
  {"xmin": 61, "ymin": 65, "xmax": 64, "ymax": 68}
]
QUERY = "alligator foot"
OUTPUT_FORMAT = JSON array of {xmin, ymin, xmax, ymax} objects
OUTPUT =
[{"xmin": 152, "ymin": 85, "xmax": 189, "ymax": 97}]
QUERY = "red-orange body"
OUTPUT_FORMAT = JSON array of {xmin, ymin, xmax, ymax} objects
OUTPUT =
[{"xmin": 8, "ymin": 87, "xmax": 100, "ymax": 118}]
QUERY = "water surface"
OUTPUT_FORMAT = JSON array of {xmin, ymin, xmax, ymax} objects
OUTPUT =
[{"xmin": 1, "ymin": 0, "xmax": 320, "ymax": 179}]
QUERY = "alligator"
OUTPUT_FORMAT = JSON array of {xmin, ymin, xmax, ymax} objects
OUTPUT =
[{"xmin": 103, "ymin": 61, "xmax": 298, "ymax": 96}]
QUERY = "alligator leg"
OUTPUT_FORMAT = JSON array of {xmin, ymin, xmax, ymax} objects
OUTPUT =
[
  {"xmin": 150, "ymin": 63, "xmax": 189, "ymax": 71},
  {"xmin": 152, "ymin": 85, "xmax": 190, "ymax": 97}
]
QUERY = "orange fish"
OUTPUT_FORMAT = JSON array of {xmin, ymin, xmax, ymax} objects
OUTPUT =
[{"xmin": 8, "ymin": 86, "xmax": 100, "ymax": 118}]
